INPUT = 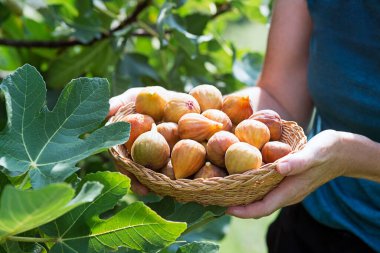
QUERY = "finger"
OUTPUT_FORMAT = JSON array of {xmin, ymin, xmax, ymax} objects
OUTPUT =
[
  {"xmin": 275, "ymin": 146, "xmax": 315, "ymax": 176},
  {"xmin": 226, "ymin": 176, "xmax": 304, "ymax": 218},
  {"xmin": 118, "ymin": 169, "xmax": 150, "ymax": 196},
  {"xmin": 131, "ymin": 181, "xmax": 150, "ymax": 196},
  {"xmin": 107, "ymin": 96, "xmax": 126, "ymax": 118},
  {"xmin": 107, "ymin": 88, "xmax": 142, "ymax": 118}
]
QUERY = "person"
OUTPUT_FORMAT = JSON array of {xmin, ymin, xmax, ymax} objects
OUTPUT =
[{"xmin": 108, "ymin": 0, "xmax": 380, "ymax": 252}]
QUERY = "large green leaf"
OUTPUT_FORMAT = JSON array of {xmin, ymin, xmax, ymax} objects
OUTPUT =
[
  {"xmin": 0, "ymin": 64, "xmax": 130, "ymax": 188},
  {"xmin": 42, "ymin": 172, "xmax": 187, "ymax": 253},
  {"xmin": 0, "ymin": 182, "xmax": 103, "ymax": 240}
]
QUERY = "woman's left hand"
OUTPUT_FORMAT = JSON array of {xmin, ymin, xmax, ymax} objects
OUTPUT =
[{"xmin": 226, "ymin": 130, "xmax": 347, "ymax": 219}]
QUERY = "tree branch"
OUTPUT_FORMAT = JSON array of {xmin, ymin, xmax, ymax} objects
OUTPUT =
[
  {"xmin": 0, "ymin": 1, "xmax": 232, "ymax": 48},
  {"xmin": 0, "ymin": 0, "xmax": 151, "ymax": 48}
]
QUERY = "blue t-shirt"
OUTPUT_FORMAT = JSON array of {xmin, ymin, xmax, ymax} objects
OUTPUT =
[{"xmin": 303, "ymin": 1, "xmax": 380, "ymax": 251}]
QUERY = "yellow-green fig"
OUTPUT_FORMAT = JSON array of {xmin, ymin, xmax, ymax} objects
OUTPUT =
[
  {"xmin": 189, "ymin": 84, "xmax": 223, "ymax": 112},
  {"xmin": 225, "ymin": 142, "xmax": 262, "ymax": 174},
  {"xmin": 131, "ymin": 124, "xmax": 170, "ymax": 171}
]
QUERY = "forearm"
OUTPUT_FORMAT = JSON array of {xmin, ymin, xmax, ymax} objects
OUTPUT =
[
  {"xmin": 234, "ymin": 0, "xmax": 314, "ymax": 129},
  {"xmin": 338, "ymin": 132, "xmax": 380, "ymax": 182}
]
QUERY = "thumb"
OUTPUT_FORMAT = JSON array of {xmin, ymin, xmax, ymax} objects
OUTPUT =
[
  {"xmin": 276, "ymin": 147, "xmax": 315, "ymax": 176},
  {"xmin": 108, "ymin": 96, "xmax": 126, "ymax": 118}
]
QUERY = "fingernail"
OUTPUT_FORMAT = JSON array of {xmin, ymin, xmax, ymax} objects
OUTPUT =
[{"xmin": 277, "ymin": 162, "xmax": 290, "ymax": 174}]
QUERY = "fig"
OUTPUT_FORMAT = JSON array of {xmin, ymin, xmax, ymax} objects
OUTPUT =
[
  {"xmin": 157, "ymin": 122, "xmax": 179, "ymax": 151},
  {"xmin": 235, "ymin": 119, "xmax": 270, "ymax": 150},
  {"xmin": 131, "ymin": 124, "xmax": 170, "ymax": 171},
  {"xmin": 202, "ymin": 109, "xmax": 233, "ymax": 132},
  {"xmin": 250, "ymin": 109, "xmax": 283, "ymax": 140},
  {"xmin": 189, "ymin": 84, "xmax": 223, "ymax": 111},
  {"xmin": 171, "ymin": 139, "xmax": 206, "ymax": 179},
  {"xmin": 163, "ymin": 93, "xmax": 201, "ymax": 123},
  {"xmin": 160, "ymin": 160, "xmax": 175, "ymax": 180},
  {"xmin": 178, "ymin": 113, "xmax": 223, "ymax": 142},
  {"xmin": 225, "ymin": 142, "xmax": 262, "ymax": 174},
  {"xmin": 194, "ymin": 162, "xmax": 227, "ymax": 179},
  {"xmin": 222, "ymin": 95, "xmax": 253, "ymax": 125},
  {"xmin": 135, "ymin": 86, "xmax": 168, "ymax": 122},
  {"xmin": 206, "ymin": 131, "xmax": 240, "ymax": 168},
  {"xmin": 261, "ymin": 141, "xmax": 292, "ymax": 163},
  {"xmin": 121, "ymin": 113, "xmax": 155, "ymax": 153}
]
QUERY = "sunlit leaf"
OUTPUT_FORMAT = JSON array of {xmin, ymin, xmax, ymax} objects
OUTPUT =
[
  {"xmin": 0, "ymin": 182, "xmax": 103, "ymax": 239},
  {"xmin": 42, "ymin": 172, "xmax": 187, "ymax": 253}
]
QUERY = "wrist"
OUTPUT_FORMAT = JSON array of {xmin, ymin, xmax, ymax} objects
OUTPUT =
[{"xmin": 337, "ymin": 131, "xmax": 380, "ymax": 182}]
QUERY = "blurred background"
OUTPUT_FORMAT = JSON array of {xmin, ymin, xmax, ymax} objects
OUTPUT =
[{"xmin": 0, "ymin": 0, "xmax": 276, "ymax": 252}]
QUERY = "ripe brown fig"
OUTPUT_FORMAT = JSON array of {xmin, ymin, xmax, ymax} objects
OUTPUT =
[
  {"xmin": 163, "ymin": 94, "xmax": 201, "ymax": 123},
  {"xmin": 261, "ymin": 141, "xmax": 292, "ymax": 163},
  {"xmin": 235, "ymin": 119, "xmax": 270, "ymax": 150},
  {"xmin": 206, "ymin": 131, "xmax": 240, "ymax": 168},
  {"xmin": 250, "ymin": 109, "xmax": 283, "ymax": 141},
  {"xmin": 160, "ymin": 160, "xmax": 175, "ymax": 180},
  {"xmin": 121, "ymin": 113, "xmax": 155, "ymax": 153},
  {"xmin": 194, "ymin": 162, "xmax": 227, "ymax": 179},
  {"xmin": 225, "ymin": 142, "xmax": 262, "ymax": 174},
  {"xmin": 135, "ymin": 86, "xmax": 168, "ymax": 122},
  {"xmin": 171, "ymin": 139, "xmax": 206, "ymax": 179},
  {"xmin": 202, "ymin": 109, "xmax": 233, "ymax": 132},
  {"xmin": 178, "ymin": 113, "xmax": 223, "ymax": 142},
  {"xmin": 189, "ymin": 84, "xmax": 223, "ymax": 112},
  {"xmin": 131, "ymin": 124, "xmax": 170, "ymax": 171},
  {"xmin": 222, "ymin": 95, "xmax": 253, "ymax": 125},
  {"xmin": 157, "ymin": 122, "xmax": 179, "ymax": 151}
]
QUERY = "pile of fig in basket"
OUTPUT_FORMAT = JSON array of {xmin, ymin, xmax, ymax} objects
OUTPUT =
[{"xmin": 121, "ymin": 85, "xmax": 292, "ymax": 180}]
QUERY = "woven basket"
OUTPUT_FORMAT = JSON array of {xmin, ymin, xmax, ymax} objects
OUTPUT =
[{"xmin": 108, "ymin": 103, "xmax": 307, "ymax": 206}]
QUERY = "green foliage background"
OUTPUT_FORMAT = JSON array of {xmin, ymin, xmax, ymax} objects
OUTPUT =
[{"xmin": 0, "ymin": 0, "xmax": 273, "ymax": 252}]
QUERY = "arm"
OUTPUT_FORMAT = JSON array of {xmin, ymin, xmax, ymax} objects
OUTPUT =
[
  {"xmin": 226, "ymin": 0, "xmax": 380, "ymax": 218},
  {"xmin": 236, "ymin": 0, "xmax": 313, "ymax": 129}
]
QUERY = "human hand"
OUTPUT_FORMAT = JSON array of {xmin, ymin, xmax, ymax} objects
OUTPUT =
[
  {"xmin": 226, "ymin": 130, "xmax": 346, "ymax": 218},
  {"xmin": 108, "ymin": 87, "xmax": 149, "ymax": 195},
  {"xmin": 107, "ymin": 87, "xmax": 143, "ymax": 118}
]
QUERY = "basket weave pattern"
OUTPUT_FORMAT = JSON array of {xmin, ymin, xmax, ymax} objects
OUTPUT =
[{"xmin": 108, "ymin": 103, "xmax": 307, "ymax": 206}]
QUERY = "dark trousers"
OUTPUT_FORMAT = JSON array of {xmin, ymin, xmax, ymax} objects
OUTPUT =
[{"xmin": 266, "ymin": 203, "xmax": 376, "ymax": 253}]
